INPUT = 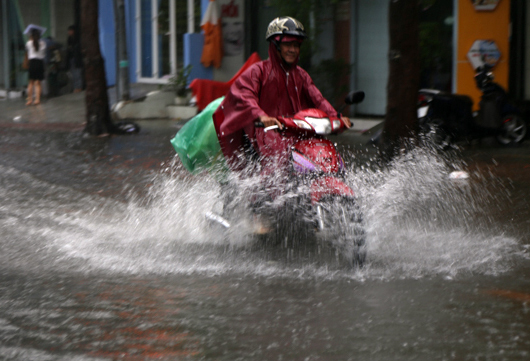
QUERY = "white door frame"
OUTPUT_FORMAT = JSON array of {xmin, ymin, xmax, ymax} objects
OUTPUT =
[{"xmin": 135, "ymin": 0, "xmax": 177, "ymax": 84}]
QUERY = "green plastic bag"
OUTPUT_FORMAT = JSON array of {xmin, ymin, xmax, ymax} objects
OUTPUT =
[{"xmin": 171, "ymin": 97, "xmax": 227, "ymax": 175}]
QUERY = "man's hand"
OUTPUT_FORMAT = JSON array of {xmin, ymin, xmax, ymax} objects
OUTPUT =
[
  {"xmin": 258, "ymin": 115, "xmax": 283, "ymax": 130},
  {"xmin": 341, "ymin": 116, "xmax": 352, "ymax": 128}
]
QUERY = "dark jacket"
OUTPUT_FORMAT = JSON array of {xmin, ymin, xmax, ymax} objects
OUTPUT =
[{"xmin": 66, "ymin": 35, "xmax": 83, "ymax": 69}]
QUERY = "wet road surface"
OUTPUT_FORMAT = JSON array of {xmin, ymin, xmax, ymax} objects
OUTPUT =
[{"xmin": 0, "ymin": 117, "xmax": 529, "ymax": 360}]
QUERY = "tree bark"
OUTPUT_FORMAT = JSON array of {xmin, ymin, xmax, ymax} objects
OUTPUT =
[
  {"xmin": 80, "ymin": 0, "xmax": 114, "ymax": 135},
  {"xmin": 382, "ymin": 0, "xmax": 421, "ymax": 159}
]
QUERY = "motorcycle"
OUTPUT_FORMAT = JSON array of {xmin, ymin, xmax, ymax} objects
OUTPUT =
[
  {"xmin": 206, "ymin": 91, "xmax": 367, "ymax": 267},
  {"xmin": 418, "ymin": 65, "xmax": 527, "ymax": 147}
]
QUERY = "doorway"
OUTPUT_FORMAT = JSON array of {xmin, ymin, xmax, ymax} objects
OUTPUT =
[{"xmin": 136, "ymin": 0, "xmax": 176, "ymax": 83}]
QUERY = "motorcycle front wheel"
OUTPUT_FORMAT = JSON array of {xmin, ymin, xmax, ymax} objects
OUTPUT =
[
  {"xmin": 497, "ymin": 114, "xmax": 527, "ymax": 145},
  {"xmin": 314, "ymin": 196, "xmax": 366, "ymax": 268}
]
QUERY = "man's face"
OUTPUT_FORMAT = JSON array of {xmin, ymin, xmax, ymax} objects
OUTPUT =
[{"xmin": 278, "ymin": 41, "xmax": 300, "ymax": 65}]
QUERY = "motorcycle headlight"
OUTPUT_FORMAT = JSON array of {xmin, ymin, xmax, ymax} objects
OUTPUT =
[
  {"xmin": 294, "ymin": 120, "xmax": 313, "ymax": 130},
  {"xmin": 304, "ymin": 117, "xmax": 332, "ymax": 134},
  {"xmin": 332, "ymin": 120, "xmax": 342, "ymax": 130}
]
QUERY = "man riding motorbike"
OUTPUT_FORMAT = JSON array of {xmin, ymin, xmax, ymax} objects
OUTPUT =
[{"xmin": 213, "ymin": 16, "xmax": 351, "ymax": 181}]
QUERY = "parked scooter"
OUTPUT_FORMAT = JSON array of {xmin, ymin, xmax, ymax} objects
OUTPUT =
[
  {"xmin": 207, "ymin": 91, "xmax": 367, "ymax": 267},
  {"xmin": 418, "ymin": 65, "xmax": 527, "ymax": 147}
]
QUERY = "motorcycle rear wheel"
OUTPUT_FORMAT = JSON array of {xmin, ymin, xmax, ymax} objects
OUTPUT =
[
  {"xmin": 314, "ymin": 196, "xmax": 366, "ymax": 268},
  {"xmin": 496, "ymin": 114, "xmax": 527, "ymax": 145}
]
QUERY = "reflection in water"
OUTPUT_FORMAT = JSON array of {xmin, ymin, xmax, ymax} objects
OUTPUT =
[{"xmin": 0, "ymin": 275, "xmax": 201, "ymax": 360}]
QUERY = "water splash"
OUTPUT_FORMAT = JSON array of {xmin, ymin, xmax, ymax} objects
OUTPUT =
[
  {"xmin": 0, "ymin": 144, "xmax": 522, "ymax": 280},
  {"xmin": 349, "ymin": 145, "xmax": 519, "ymax": 278}
]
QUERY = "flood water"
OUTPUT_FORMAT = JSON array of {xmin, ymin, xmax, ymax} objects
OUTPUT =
[{"xmin": 0, "ymin": 122, "xmax": 529, "ymax": 360}]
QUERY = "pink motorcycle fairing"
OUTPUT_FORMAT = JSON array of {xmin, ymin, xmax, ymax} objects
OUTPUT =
[
  {"xmin": 310, "ymin": 176, "xmax": 355, "ymax": 204},
  {"xmin": 290, "ymin": 137, "xmax": 353, "ymax": 204},
  {"xmin": 291, "ymin": 138, "xmax": 343, "ymax": 174}
]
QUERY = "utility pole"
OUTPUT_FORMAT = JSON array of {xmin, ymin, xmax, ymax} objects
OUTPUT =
[{"xmin": 114, "ymin": 0, "xmax": 130, "ymax": 101}]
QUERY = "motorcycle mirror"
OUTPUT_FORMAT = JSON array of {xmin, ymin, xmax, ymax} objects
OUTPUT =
[{"xmin": 345, "ymin": 91, "xmax": 365, "ymax": 105}]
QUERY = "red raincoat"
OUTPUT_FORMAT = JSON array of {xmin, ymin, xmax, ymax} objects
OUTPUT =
[{"xmin": 213, "ymin": 42, "xmax": 337, "ymax": 173}]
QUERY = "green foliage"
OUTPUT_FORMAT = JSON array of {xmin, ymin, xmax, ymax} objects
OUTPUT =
[
  {"xmin": 419, "ymin": 0, "xmax": 437, "ymax": 10},
  {"xmin": 418, "ymin": 8, "xmax": 453, "ymax": 89},
  {"xmin": 419, "ymin": 22, "xmax": 443, "ymax": 70},
  {"xmin": 168, "ymin": 64, "xmax": 193, "ymax": 97},
  {"xmin": 310, "ymin": 58, "xmax": 351, "ymax": 107}
]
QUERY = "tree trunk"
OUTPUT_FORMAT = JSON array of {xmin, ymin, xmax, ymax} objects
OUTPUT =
[
  {"xmin": 80, "ymin": 0, "xmax": 114, "ymax": 135},
  {"xmin": 382, "ymin": 0, "xmax": 421, "ymax": 159}
]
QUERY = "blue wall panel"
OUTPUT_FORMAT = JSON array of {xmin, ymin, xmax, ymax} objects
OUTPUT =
[
  {"xmin": 125, "ymin": 0, "xmax": 137, "ymax": 83},
  {"xmin": 98, "ymin": 0, "xmax": 116, "ymax": 86},
  {"xmin": 98, "ymin": 0, "xmax": 212, "ymax": 85},
  {"xmin": 184, "ymin": 33, "xmax": 212, "ymax": 81}
]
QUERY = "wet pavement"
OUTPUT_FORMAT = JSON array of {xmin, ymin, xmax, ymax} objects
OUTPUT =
[
  {"xmin": 0, "ymin": 87, "xmax": 181, "ymax": 201},
  {"xmin": 0, "ymin": 91, "xmax": 530, "ymax": 360},
  {"xmin": 0, "ymin": 84, "xmax": 160, "ymax": 125}
]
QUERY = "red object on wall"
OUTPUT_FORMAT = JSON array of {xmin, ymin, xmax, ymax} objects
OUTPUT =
[{"xmin": 189, "ymin": 52, "xmax": 261, "ymax": 111}]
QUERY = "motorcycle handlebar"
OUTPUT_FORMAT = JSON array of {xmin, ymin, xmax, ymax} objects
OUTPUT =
[
  {"xmin": 264, "ymin": 125, "xmax": 280, "ymax": 132},
  {"xmin": 254, "ymin": 121, "xmax": 283, "ymax": 133},
  {"xmin": 255, "ymin": 113, "xmax": 351, "ymax": 134}
]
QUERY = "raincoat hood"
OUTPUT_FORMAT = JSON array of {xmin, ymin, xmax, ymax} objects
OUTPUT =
[
  {"xmin": 213, "ymin": 40, "xmax": 336, "ymax": 169},
  {"xmin": 268, "ymin": 40, "xmax": 299, "ymax": 71}
]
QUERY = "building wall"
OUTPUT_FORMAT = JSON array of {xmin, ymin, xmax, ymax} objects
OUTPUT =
[
  {"xmin": 52, "ymin": 0, "xmax": 76, "ymax": 44},
  {"xmin": 17, "ymin": 0, "xmax": 74, "ymax": 40},
  {"xmin": 98, "ymin": 1, "xmax": 117, "ymax": 86},
  {"xmin": 455, "ymin": 0, "xmax": 510, "ymax": 108},
  {"xmin": 109, "ymin": 0, "xmax": 232, "ymax": 85},
  {"xmin": 254, "ymin": 0, "xmax": 389, "ymax": 116},
  {"xmin": 0, "ymin": 0, "xmax": 75, "ymax": 92},
  {"xmin": 0, "ymin": 2, "xmax": 7, "ymax": 89},
  {"xmin": 256, "ymin": 2, "xmax": 276, "ymax": 60},
  {"xmin": 18, "ymin": 0, "xmax": 42, "ymax": 32},
  {"xmin": 526, "ymin": 3, "xmax": 530, "ymax": 100},
  {"xmin": 125, "ymin": 0, "xmax": 138, "ymax": 84},
  {"xmin": 334, "ymin": 1, "xmax": 350, "ymax": 63},
  {"xmin": 94, "ymin": 0, "xmax": 138, "ymax": 86},
  {"xmin": 312, "ymin": 6, "xmax": 335, "ymax": 66},
  {"xmin": 213, "ymin": 0, "xmax": 245, "ymax": 82},
  {"xmin": 355, "ymin": 0, "xmax": 388, "ymax": 116}
]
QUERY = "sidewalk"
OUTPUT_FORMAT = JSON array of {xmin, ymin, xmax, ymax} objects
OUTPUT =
[
  {"xmin": 0, "ymin": 91, "xmax": 86, "ymax": 124},
  {"xmin": 0, "ymin": 85, "xmax": 383, "ymax": 133},
  {"xmin": 0, "ymin": 84, "xmax": 160, "ymax": 125}
]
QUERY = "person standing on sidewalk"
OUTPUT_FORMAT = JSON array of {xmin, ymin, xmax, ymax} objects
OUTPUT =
[
  {"xmin": 66, "ymin": 25, "xmax": 83, "ymax": 93},
  {"xmin": 25, "ymin": 28, "xmax": 46, "ymax": 105}
]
